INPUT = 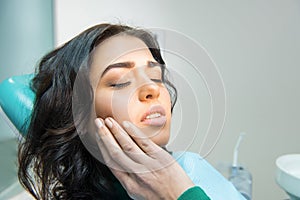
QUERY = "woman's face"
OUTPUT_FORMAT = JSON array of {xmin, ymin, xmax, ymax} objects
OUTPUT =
[{"xmin": 90, "ymin": 35, "xmax": 172, "ymax": 146}]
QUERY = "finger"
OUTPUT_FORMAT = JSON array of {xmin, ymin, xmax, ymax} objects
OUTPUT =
[
  {"xmin": 94, "ymin": 130, "xmax": 125, "ymax": 171},
  {"xmin": 105, "ymin": 117, "xmax": 153, "ymax": 163},
  {"xmin": 122, "ymin": 121, "xmax": 164, "ymax": 158},
  {"xmin": 122, "ymin": 121, "xmax": 176, "ymax": 169},
  {"xmin": 94, "ymin": 118, "xmax": 126, "ymax": 171},
  {"xmin": 104, "ymin": 117, "xmax": 144, "ymax": 154},
  {"xmin": 95, "ymin": 118, "xmax": 147, "ymax": 173}
]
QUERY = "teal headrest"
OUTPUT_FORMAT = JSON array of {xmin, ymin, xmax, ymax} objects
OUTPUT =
[{"xmin": 0, "ymin": 74, "xmax": 35, "ymax": 135}]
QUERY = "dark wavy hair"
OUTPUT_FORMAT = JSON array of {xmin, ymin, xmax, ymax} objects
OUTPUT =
[{"xmin": 18, "ymin": 24, "xmax": 177, "ymax": 200}]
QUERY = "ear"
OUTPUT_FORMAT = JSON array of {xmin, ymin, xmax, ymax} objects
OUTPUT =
[{"xmin": 0, "ymin": 74, "xmax": 35, "ymax": 135}]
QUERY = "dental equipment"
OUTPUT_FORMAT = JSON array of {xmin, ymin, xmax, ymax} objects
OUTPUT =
[{"xmin": 229, "ymin": 132, "xmax": 252, "ymax": 200}]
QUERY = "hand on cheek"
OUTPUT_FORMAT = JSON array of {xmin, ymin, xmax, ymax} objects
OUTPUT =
[{"xmin": 94, "ymin": 117, "xmax": 194, "ymax": 200}]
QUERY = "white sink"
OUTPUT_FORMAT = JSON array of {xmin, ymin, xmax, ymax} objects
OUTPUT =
[{"xmin": 276, "ymin": 154, "xmax": 300, "ymax": 200}]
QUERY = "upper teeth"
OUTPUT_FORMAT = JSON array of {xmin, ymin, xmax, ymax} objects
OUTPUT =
[{"xmin": 146, "ymin": 113, "xmax": 161, "ymax": 119}]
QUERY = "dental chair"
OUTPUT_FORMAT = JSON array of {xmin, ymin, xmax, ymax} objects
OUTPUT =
[
  {"xmin": 0, "ymin": 74, "xmax": 34, "ymax": 199},
  {"xmin": 0, "ymin": 74, "xmax": 34, "ymax": 135},
  {"xmin": 0, "ymin": 74, "xmax": 250, "ymax": 200}
]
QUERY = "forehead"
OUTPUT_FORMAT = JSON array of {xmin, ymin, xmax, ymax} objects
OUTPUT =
[
  {"xmin": 91, "ymin": 35, "xmax": 152, "ymax": 68},
  {"xmin": 90, "ymin": 35, "xmax": 153, "ymax": 78},
  {"xmin": 89, "ymin": 35, "xmax": 154, "ymax": 83}
]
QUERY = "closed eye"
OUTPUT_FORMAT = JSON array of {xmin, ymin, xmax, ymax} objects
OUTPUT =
[
  {"xmin": 151, "ymin": 79, "xmax": 163, "ymax": 83},
  {"xmin": 110, "ymin": 81, "xmax": 131, "ymax": 89}
]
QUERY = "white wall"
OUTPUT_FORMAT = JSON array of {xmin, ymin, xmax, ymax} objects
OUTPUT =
[
  {"xmin": 54, "ymin": 0, "xmax": 300, "ymax": 199},
  {"xmin": 0, "ymin": 0, "xmax": 54, "ymax": 197},
  {"xmin": 0, "ymin": 0, "xmax": 54, "ymax": 139}
]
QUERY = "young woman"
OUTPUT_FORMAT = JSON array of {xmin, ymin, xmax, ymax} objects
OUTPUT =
[{"xmin": 18, "ymin": 23, "xmax": 210, "ymax": 200}]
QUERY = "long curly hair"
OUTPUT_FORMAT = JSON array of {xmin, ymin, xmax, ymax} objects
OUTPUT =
[{"xmin": 18, "ymin": 24, "xmax": 177, "ymax": 200}]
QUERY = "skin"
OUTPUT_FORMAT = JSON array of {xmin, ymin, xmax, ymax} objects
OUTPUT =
[
  {"xmin": 90, "ymin": 35, "xmax": 172, "ymax": 146},
  {"xmin": 90, "ymin": 35, "xmax": 194, "ymax": 199},
  {"xmin": 95, "ymin": 118, "xmax": 194, "ymax": 199}
]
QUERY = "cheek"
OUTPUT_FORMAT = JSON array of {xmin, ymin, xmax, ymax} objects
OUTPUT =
[
  {"xmin": 161, "ymin": 88, "xmax": 172, "ymax": 112},
  {"xmin": 95, "ymin": 90, "xmax": 131, "ymax": 122},
  {"xmin": 95, "ymin": 91, "xmax": 112, "ymax": 118}
]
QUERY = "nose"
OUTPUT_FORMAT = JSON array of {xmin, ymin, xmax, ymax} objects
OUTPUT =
[{"xmin": 138, "ymin": 83, "xmax": 160, "ymax": 101}]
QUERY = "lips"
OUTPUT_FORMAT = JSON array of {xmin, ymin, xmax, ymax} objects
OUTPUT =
[{"xmin": 141, "ymin": 105, "xmax": 167, "ymax": 126}]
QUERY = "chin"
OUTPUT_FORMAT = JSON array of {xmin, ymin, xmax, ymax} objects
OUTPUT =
[{"xmin": 150, "ymin": 134, "xmax": 170, "ymax": 147}]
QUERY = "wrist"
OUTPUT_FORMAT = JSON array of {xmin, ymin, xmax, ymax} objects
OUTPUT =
[{"xmin": 177, "ymin": 186, "xmax": 211, "ymax": 200}]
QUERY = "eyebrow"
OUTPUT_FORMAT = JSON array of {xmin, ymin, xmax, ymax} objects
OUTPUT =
[{"xmin": 101, "ymin": 61, "xmax": 163, "ymax": 77}]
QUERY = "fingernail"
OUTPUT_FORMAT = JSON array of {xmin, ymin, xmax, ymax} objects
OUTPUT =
[
  {"xmin": 105, "ymin": 118, "xmax": 113, "ymax": 128},
  {"xmin": 122, "ymin": 121, "xmax": 130, "ymax": 128},
  {"xmin": 95, "ymin": 118, "xmax": 103, "ymax": 128}
]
